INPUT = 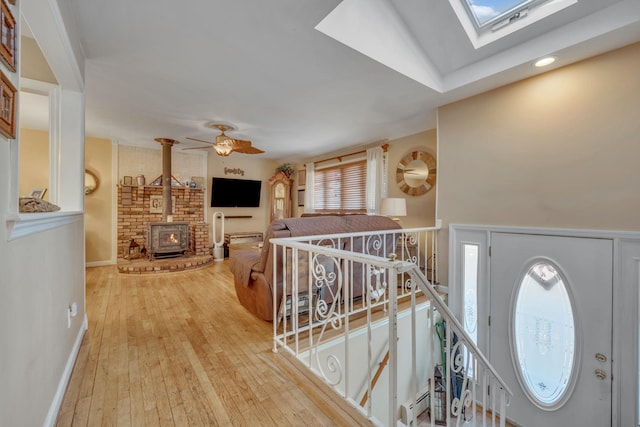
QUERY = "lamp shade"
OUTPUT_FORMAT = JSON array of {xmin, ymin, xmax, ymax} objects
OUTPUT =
[{"xmin": 380, "ymin": 197, "xmax": 407, "ymax": 217}]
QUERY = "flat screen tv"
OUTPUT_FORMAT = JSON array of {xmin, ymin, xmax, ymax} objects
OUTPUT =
[{"xmin": 211, "ymin": 177, "xmax": 262, "ymax": 207}]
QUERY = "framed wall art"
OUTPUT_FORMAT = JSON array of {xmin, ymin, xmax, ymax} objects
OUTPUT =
[
  {"xmin": 29, "ymin": 188, "xmax": 47, "ymax": 199},
  {"xmin": 0, "ymin": 68, "xmax": 16, "ymax": 138},
  {"xmin": 0, "ymin": 0, "xmax": 16, "ymax": 71}
]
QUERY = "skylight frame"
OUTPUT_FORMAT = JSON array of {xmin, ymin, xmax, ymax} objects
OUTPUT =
[
  {"xmin": 461, "ymin": 0, "xmax": 549, "ymax": 30},
  {"xmin": 449, "ymin": 0, "xmax": 578, "ymax": 49}
]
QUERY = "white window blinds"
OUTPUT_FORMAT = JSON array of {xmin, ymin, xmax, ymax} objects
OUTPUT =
[{"xmin": 314, "ymin": 160, "xmax": 366, "ymax": 212}]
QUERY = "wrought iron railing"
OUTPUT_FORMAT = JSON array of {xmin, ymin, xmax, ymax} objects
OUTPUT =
[{"xmin": 271, "ymin": 226, "xmax": 511, "ymax": 426}]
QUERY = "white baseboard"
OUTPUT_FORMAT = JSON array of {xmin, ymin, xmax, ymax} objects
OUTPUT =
[
  {"xmin": 85, "ymin": 259, "xmax": 115, "ymax": 267},
  {"xmin": 43, "ymin": 315, "xmax": 88, "ymax": 427}
]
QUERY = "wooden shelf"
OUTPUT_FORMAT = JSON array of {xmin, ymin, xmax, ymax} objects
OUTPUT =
[{"xmin": 225, "ymin": 215, "xmax": 253, "ymax": 219}]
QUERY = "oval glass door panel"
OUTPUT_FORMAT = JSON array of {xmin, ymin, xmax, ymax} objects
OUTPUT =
[{"xmin": 513, "ymin": 262, "xmax": 575, "ymax": 408}]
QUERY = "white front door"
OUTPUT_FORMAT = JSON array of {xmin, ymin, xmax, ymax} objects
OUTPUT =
[{"xmin": 489, "ymin": 233, "xmax": 612, "ymax": 427}]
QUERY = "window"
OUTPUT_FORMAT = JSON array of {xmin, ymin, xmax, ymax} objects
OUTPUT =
[
  {"xmin": 462, "ymin": 243, "xmax": 479, "ymax": 375},
  {"xmin": 463, "ymin": 244, "xmax": 479, "ymax": 344},
  {"xmin": 314, "ymin": 160, "xmax": 366, "ymax": 212},
  {"xmin": 513, "ymin": 261, "xmax": 575, "ymax": 408},
  {"xmin": 461, "ymin": 0, "xmax": 545, "ymax": 29},
  {"xmin": 451, "ymin": 0, "xmax": 576, "ymax": 48}
]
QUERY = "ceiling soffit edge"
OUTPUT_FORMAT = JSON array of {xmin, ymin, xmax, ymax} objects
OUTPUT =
[
  {"xmin": 442, "ymin": 0, "xmax": 640, "ymax": 91},
  {"xmin": 315, "ymin": 0, "xmax": 444, "ymax": 92}
]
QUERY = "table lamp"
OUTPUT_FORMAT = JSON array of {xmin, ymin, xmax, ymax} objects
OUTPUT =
[{"xmin": 380, "ymin": 197, "xmax": 407, "ymax": 222}]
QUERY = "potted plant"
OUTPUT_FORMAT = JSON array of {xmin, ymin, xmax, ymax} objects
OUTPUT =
[{"xmin": 276, "ymin": 163, "xmax": 295, "ymax": 178}]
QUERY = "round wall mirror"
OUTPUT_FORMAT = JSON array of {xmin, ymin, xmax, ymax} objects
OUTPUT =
[
  {"xmin": 396, "ymin": 150, "xmax": 436, "ymax": 196},
  {"xmin": 85, "ymin": 169, "xmax": 99, "ymax": 195}
]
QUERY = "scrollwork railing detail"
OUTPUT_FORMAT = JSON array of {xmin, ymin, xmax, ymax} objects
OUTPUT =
[
  {"xmin": 271, "ymin": 227, "xmax": 517, "ymax": 426},
  {"xmin": 367, "ymin": 265, "xmax": 387, "ymax": 303}
]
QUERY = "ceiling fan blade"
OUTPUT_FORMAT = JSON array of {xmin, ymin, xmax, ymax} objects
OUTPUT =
[
  {"xmin": 233, "ymin": 145, "xmax": 265, "ymax": 154},
  {"xmin": 182, "ymin": 145, "xmax": 214, "ymax": 150},
  {"xmin": 230, "ymin": 138, "xmax": 252, "ymax": 146},
  {"xmin": 186, "ymin": 137, "xmax": 215, "ymax": 145}
]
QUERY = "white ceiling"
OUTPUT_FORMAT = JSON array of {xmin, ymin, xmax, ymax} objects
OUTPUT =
[{"xmin": 53, "ymin": 0, "xmax": 640, "ymax": 160}]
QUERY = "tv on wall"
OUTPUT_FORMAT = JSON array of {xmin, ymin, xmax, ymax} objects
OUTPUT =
[{"xmin": 210, "ymin": 177, "xmax": 262, "ymax": 207}]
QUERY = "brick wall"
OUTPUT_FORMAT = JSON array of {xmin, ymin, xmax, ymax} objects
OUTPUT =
[{"xmin": 117, "ymin": 185, "xmax": 208, "ymax": 258}]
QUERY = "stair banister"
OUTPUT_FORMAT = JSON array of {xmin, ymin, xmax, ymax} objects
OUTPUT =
[{"xmin": 400, "ymin": 260, "xmax": 514, "ymax": 403}]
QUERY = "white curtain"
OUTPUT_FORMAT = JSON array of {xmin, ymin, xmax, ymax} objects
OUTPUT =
[
  {"xmin": 366, "ymin": 147, "xmax": 387, "ymax": 214},
  {"xmin": 304, "ymin": 162, "xmax": 315, "ymax": 213}
]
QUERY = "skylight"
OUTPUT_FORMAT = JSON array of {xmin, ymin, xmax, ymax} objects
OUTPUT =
[
  {"xmin": 450, "ymin": 0, "xmax": 578, "ymax": 48},
  {"xmin": 463, "ymin": 0, "xmax": 544, "ymax": 29}
]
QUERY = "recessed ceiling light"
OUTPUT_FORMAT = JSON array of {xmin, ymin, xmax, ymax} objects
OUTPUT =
[{"xmin": 534, "ymin": 56, "xmax": 556, "ymax": 67}]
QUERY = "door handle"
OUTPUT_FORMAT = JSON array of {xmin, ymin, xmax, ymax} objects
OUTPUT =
[
  {"xmin": 595, "ymin": 369, "xmax": 607, "ymax": 380},
  {"xmin": 595, "ymin": 353, "xmax": 607, "ymax": 363}
]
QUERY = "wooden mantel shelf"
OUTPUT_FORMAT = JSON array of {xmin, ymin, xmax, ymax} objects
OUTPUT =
[{"xmin": 118, "ymin": 185, "xmax": 204, "ymax": 190}]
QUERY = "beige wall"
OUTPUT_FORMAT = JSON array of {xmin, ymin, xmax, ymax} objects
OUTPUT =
[
  {"xmin": 437, "ymin": 42, "xmax": 640, "ymax": 281},
  {"xmin": 292, "ymin": 130, "xmax": 437, "ymax": 228},
  {"xmin": 20, "ymin": 131, "xmax": 114, "ymax": 264},
  {"xmin": 85, "ymin": 136, "xmax": 113, "ymax": 263},
  {"xmin": 386, "ymin": 130, "xmax": 437, "ymax": 228},
  {"xmin": 118, "ymin": 144, "xmax": 206, "ymax": 184},
  {"xmin": 19, "ymin": 128, "xmax": 49, "ymax": 200}
]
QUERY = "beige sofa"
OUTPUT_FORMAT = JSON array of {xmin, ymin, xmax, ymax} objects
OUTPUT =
[{"xmin": 229, "ymin": 215, "xmax": 401, "ymax": 321}]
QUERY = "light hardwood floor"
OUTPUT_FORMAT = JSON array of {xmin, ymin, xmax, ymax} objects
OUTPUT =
[{"xmin": 55, "ymin": 262, "xmax": 370, "ymax": 426}]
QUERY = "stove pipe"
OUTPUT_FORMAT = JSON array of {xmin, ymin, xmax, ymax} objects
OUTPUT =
[{"xmin": 153, "ymin": 138, "xmax": 180, "ymax": 221}]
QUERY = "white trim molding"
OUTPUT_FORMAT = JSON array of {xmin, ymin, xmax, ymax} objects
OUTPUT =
[
  {"xmin": 43, "ymin": 315, "xmax": 88, "ymax": 427},
  {"xmin": 6, "ymin": 211, "xmax": 82, "ymax": 241},
  {"xmin": 85, "ymin": 260, "xmax": 116, "ymax": 268}
]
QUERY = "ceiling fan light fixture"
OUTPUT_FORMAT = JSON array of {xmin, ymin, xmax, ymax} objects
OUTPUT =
[
  {"xmin": 214, "ymin": 144, "xmax": 233, "ymax": 156},
  {"xmin": 184, "ymin": 121, "xmax": 264, "ymax": 156}
]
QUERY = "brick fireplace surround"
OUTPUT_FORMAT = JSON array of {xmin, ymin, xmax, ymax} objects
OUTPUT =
[{"xmin": 117, "ymin": 185, "xmax": 211, "ymax": 273}]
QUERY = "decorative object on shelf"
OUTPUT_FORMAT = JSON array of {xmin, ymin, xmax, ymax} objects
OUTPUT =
[
  {"xmin": 190, "ymin": 176, "xmax": 205, "ymax": 188},
  {"xmin": 19, "ymin": 196, "xmax": 60, "ymax": 213},
  {"xmin": 123, "ymin": 175, "xmax": 133, "ymax": 186},
  {"xmin": 269, "ymin": 171, "xmax": 292, "ymax": 222},
  {"xmin": 212, "ymin": 211, "xmax": 225, "ymax": 262},
  {"xmin": 0, "ymin": 68, "xmax": 16, "ymax": 138},
  {"xmin": 276, "ymin": 163, "xmax": 295, "ymax": 179},
  {"xmin": 0, "ymin": 0, "xmax": 16, "ymax": 72},
  {"xmin": 136, "ymin": 174, "xmax": 146, "ymax": 186},
  {"xmin": 149, "ymin": 174, "xmax": 183, "ymax": 187},
  {"xmin": 396, "ymin": 150, "xmax": 437, "ymax": 196},
  {"xmin": 29, "ymin": 188, "xmax": 47, "ymax": 199},
  {"xmin": 380, "ymin": 197, "xmax": 407, "ymax": 222},
  {"xmin": 85, "ymin": 169, "xmax": 99, "ymax": 195},
  {"xmin": 184, "ymin": 123, "xmax": 264, "ymax": 156}
]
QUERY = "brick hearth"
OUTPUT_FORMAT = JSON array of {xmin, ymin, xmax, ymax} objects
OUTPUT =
[
  {"xmin": 117, "ymin": 254, "xmax": 213, "ymax": 274},
  {"xmin": 117, "ymin": 185, "xmax": 210, "ymax": 271}
]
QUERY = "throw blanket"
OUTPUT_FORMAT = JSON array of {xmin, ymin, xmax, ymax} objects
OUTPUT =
[
  {"xmin": 229, "ymin": 249, "xmax": 261, "ymax": 287},
  {"xmin": 282, "ymin": 216, "xmax": 348, "ymax": 237}
]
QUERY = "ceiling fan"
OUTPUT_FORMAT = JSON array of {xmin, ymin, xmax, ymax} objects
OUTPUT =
[{"xmin": 183, "ymin": 123, "xmax": 264, "ymax": 156}]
